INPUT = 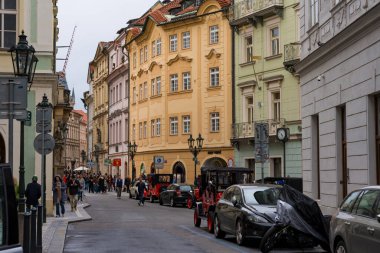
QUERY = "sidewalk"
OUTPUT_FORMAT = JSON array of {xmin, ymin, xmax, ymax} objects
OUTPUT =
[{"xmin": 42, "ymin": 200, "xmax": 92, "ymax": 253}]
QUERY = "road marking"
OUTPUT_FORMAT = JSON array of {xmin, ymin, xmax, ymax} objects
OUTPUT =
[{"xmin": 178, "ymin": 225, "xmax": 251, "ymax": 253}]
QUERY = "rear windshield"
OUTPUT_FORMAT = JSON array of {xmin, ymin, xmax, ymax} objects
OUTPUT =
[
  {"xmin": 243, "ymin": 188, "xmax": 279, "ymax": 205},
  {"xmin": 179, "ymin": 185, "xmax": 192, "ymax": 191}
]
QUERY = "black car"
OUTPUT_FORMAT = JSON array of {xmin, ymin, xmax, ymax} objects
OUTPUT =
[
  {"xmin": 159, "ymin": 183, "xmax": 193, "ymax": 207},
  {"xmin": 214, "ymin": 184, "xmax": 280, "ymax": 245}
]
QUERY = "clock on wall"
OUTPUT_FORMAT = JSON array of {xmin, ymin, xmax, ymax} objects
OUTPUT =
[{"xmin": 277, "ymin": 128, "xmax": 289, "ymax": 142}]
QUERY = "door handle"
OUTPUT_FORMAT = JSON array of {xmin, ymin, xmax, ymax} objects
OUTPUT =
[
  {"xmin": 344, "ymin": 221, "xmax": 351, "ymax": 225},
  {"xmin": 367, "ymin": 227, "xmax": 375, "ymax": 234}
]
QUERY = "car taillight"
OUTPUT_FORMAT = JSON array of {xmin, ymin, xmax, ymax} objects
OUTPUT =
[{"xmin": 176, "ymin": 189, "xmax": 181, "ymax": 196}]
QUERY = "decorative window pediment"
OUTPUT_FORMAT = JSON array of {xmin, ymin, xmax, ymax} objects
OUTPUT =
[
  {"xmin": 149, "ymin": 61, "xmax": 163, "ymax": 71},
  {"xmin": 205, "ymin": 49, "xmax": 221, "ymax": 59},
  {"xmin": 167, "ymin": 54, "xmax": 192, "ymax": 66}
]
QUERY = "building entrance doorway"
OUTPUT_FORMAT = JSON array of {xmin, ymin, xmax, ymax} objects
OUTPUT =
[{"xmin": 173, "ymin": 162, "xmax": 185, "ymax": 183}]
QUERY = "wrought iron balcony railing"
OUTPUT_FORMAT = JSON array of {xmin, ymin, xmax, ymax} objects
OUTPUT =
[
  {"xmin": 284, "ymin": 43, "xmax": 301, "ymax": 74},
  {"xmin": 230, "ymin": 0, "xmax": 284, "ymax": 22},
  {"xmin": 231, "ymin": 118, "xmax": 285, "ymax": 139}
]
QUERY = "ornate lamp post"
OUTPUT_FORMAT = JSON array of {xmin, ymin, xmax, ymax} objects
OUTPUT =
[
  {"xmin": 81, "ymin": 150, "xmax": 86, "ymax": 166},
  {"xmin": 9, "ymin": 31, "xmax": 38, "ymax": 212},
  {"xmin": 127, "ymin": 141, "xmax": 137, "ymax": 180},
  {"xmin": 188, "ymin": 133, "xmax": 203, "ymax": 185}
]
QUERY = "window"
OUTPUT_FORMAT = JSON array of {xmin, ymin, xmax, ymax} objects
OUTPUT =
[
  {"xmin": 125, "ymin": 80, "xmax": 128, "ymax": 99},
  {"xmin": 110, "ymin": 89, "xmax": 113, "ymax": 105},
  {"xmin": 139, "ymin": 84, "xmax": 143, "ymax": 101},
  {"xmin": 144, "ymin": 82, "xmax": 148, "ymax": 99},
  {"xmin": 144, "ymin": 45, "xmax": 148, "ymax": 62},
  {"xmin": 156, "ymin": 77, "xmax": 161, "ymax": 95},
  {"xmin": 152, "ymin": 40, "xmax": 156, "ymax": 57},
  {"xmin": 151, "ymin": 120, "xmax": 155, "ymax": 137},
  {"xmin": 0, "ymin": 0, "xmax": 17, "ymax": 48},
  {"xmin": 151, "ymin": 79, "xmax": 156, "ymax": 96},
  {"xmin": 132, "ymin": 124, "xmax": 136, "ymax": 141},
  {"xmin": 139, "ymin": 123, "xmax": 143, "ymax": 139},
  {"xmin": 133, "ymin": 87, "xmax": 136, "ymax": 103},
  {"xmin": 340, "ymin": 191, "xmax": 361, "ymax": 213},
  {"xmin": 156, "ymin": 118, "xmax": 161, "ymax": 136},
  {"xmin": 140, "ymin": 48, "xmax": 143, "ymax": 64},
  {"xmin": 156, "ymin": 38, "xmax": 162, "ymax": 55},
  {"xmin": 210, "ymin": 112, "xmax": 220, "ymax": 132},
  {"xmin": 170, "ymin": 74, "xmax": 178, "ymax": 92},
  {"xmin": 183, "ymin": 72, "xmax": 191, "ymax": 90},
  {"xmin": 310, "ymin": 0, "xmax": 319, "ymax": 26},
  {"xmin": 170, "ymin": 117, "xmax": 178, "ymax": 135},
  {"xmin": 272, "ymin": 92, "xmax": 281, "ymax": 121},
  {"xmin": 245, "ymin": 35, "xmax": 253, "ymax": 62},
  {"xmin": 210, "ymin": 67, "xmax": 220, "ymax": 87},
  {"xmin": 169, "ymin": 34, "xmax": 177, "ymax": 52},
  {"xmin": 355, "ymin": 190, "xmax": 380, "ymax": 218},
  {"xmin": 132, "ymin": 52, "xmax": 136, "ymax": 68},
  {"xmin": 119, "ymin": 83, "xmax": 122, "ymax": 101},
  {"xmin": 246, "ymin": 96, "xmax": 254, "ymax": 122},
  {"xmin": 270, "ymin": 27, "xmax": 279, "ymax": 56},
  {"xmin": 183, "ymin": 115, "xmax": 191, "ymax": 134},
  {"xmin": 210, "ymin": 25, "xmax": 219, "ymax": 44},
  {"xmin": 143, "ymin": 121, "xmax": 147, "ymax": 138},
  {"xmin": 182, "ymin": 31, "xmax": 190, "ymax": 49}
]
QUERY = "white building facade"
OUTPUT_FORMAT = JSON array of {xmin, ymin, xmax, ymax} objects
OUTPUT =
[
  {"xmin": 297, "ymin": 0, "xmax": 380, "ymax": 213},
  {"xmin": 107, "ymin": 29, "xmax": 129, "ymax": 179}
]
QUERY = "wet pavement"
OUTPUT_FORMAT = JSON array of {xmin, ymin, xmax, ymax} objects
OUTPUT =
[{"xmin": 63, "ymin": 192, "xmax": 326, "ymax": 253}]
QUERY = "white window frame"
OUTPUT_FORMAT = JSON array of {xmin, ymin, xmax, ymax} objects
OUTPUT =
[
  {"xmin": 210, "ymin": 112, "xmax": 220, "ymax": 132},
  {"xmin": 0, "ymin": 1, "xmax": 17, "ymax": 48},
  {"xmin": 156, "ymin": 38, "xmax": 162, "ymax": 55},
  {"xmin": 152, "ymin": 40, "xmax": 156, "ymax": 57},
  {"xmin": 169, "ymin": 34, "xmax": 177, "ymax": 52},
  {"xmin": 156, "ymin": 76, "xmax": 161, "ymax": 95},
  {"xmin": 269, "ymin": 91, "xmax": 281, "ymax": 121},
  {"xmin": 183, "ymin": 72, "xmax": 191, "ymax": 90},
  {"xmin": 170, "ymin": 74, "xmax": 178, "ymax": 92},
  {"xmin": 139, "ymin": 122, "xmax": 143, "ymax": 139},
  {"xmin": 151, "ymin": 120, "xmax": 155, "ymax": 137},
  {"xmin": 210, "ymin": 67, "xmax": 220, "ymax": 87},
  {"xmin": 143, "ymin": 121, "xmax": 147, "ymax": 138},
  {"xmin": 270, "ymin": 27, "xmax": 280, "ymax": 56},
  {"xmin": 170, "ymin": 117, "xmax": 178, "ymax": 135},
  {"xmin": 139, "ymin": 84, "xmax": 143, "ymax": 101},
  {"xmin": 210, "ymin": 25, "xmax": 219, "ymax": 44},
  {"xmin": 140, "ymin": 48, "xmax": 143, "ymax": 64},
  {"xmin": 182, "ymin": 31, "xmax": 190, "ymax": 49},
  {"xmin": 151, "ymin": 78, "xmax": 156, "ymax": 96},
  {"xmin": 144, "ymin": 45, "xmax": 148, "ymax": 62},
  {"xmin": 132, "ymin": 124, "xmax": 136, "ymax": 141},
  {"xmin": 156, "ymin": 118, "xmax": 161, "ymax": 136},
  {"xmin": 245, "ymin": 35, "xmax": 253, "ymax": 62},
  {"xmin": 310, "ymin": 0, "xmax": 319, "ymax": 27},
  {"xmin": 183, "ymin": 115, "xmax": 191, "ymax": 134}
]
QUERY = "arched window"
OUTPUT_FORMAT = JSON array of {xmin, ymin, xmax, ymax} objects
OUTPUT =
[{"xmin": 173, "ymin": 161, "xmax": 186, "ymax": 183}]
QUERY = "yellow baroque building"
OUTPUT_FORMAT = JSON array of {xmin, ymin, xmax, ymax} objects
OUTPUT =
[{"xmin": 125, "ymin": 0, "xmax": 233, "ymax": 183}]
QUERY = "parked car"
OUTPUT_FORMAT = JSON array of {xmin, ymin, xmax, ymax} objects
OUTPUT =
[
  {"xmin": 213, "ymin": 184, "xmax": 280, "ymax": 245},
  {"xmin": 330, "ymin": 186, "xmax": 380, "ymax": 253},
  {"xmin": 129, "ymin": 180, "xmax": 148, "ymax": 200},
  {"xmin": 159, "ymin": 183, "xmax": 193, "ymax": 207}
]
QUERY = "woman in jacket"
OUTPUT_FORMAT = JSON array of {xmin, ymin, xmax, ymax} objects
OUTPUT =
[{"xmin": 53, "ymin": 175, "xmax": 67, "ymax": 217}]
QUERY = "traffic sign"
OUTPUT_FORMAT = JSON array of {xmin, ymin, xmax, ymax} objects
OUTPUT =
[
  {"xmin": 36, "ymin": 107, "xmax": 52, "ymax": 133},
  {"xmin": 33, "ymin": 134, "xmax": 55, "ymax": 155},
  {"xmin": 87, "ymin": 161, "xmax": 95, "ymax": 168},
  {"xmin": 154, "ymin": 155, "xmax": 164, "ymax": 169}
]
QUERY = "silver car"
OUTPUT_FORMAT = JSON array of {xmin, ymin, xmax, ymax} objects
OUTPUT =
[{"xmin": 330, "ymin": 186, "xmax": 380, "ymax": 253}]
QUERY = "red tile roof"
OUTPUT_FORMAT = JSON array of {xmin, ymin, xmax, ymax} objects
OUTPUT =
[{"xmin": 72, "ymin": 110, "xmax": 88, "ymax": 123}]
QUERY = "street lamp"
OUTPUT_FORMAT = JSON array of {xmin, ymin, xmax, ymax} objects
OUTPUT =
[
  {"xmin": 127, "ymin": 141, "xmax": 137, "ymax": 180},
  {"xmin": 81, "ymin": 150, "xmax": 86, "ymax": 166},
  {"xmin": 188, "ymin": 133, "xmax": 203, "ymax": 185},
  {"xmin": 9, "ymin": 31, "xmax": 38, "ymax": 212}
]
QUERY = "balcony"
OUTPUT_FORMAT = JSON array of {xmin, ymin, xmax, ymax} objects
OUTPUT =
[
  {"xmin": 283, "ymin": 43, "xmax": 301, "ymax": 74},
  {"xmin": 230, "ymin": 0, "xmax": 284, "ymax": 25},
  {"xmin": 231, "ymin": 118, "xmax": 285, "ymax": 140}
]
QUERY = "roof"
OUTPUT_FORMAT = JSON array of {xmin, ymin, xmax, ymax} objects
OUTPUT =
[
  {"xmin": 72, "ymin": 109, "xmax": 88, "ymax": 123},
  {"xmin": 127, "ymin": 0, "xmax": 231, "ymax": 41}
]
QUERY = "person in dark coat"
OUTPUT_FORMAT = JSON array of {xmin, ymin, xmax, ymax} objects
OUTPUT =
[
  {"xmin": 136, "ymin": 177, "xmax": 146, "ymax": 206},
  {"xmin": 25, "ymin": 175, "xmax": 41, "ymax": 211},
  {"xmin": 53, "ymin": 175, "xmax": 67, "ymax": 217},
  {"xmin": 67, "ymin": 176, "xmax": 80, "ymax": 211},
  {"xmin": 124, "ymin": 177, "xmax": 131, "ymax": 193},
  {"xmin": 116, "ymin": 175, "xmax": 123, "ymax": 199}
]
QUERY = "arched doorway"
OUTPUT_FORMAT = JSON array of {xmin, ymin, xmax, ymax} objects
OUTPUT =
[
  {"xmin": 202, "ymin": 157, "xmax": 227, "ymax": 168},
  {"xmin": 0, "ymin": 133, "xmax": 5, "ymax": 163},
  {"xmin": 173, "ymin": 161, "xmax": 186, "ymax": 183},
  {"xmin": 140, "ymin": 163, "xmax": 145, "ymax": 176}
]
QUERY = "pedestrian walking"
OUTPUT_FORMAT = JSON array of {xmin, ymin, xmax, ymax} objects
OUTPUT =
[
  {"xmin": 136, "ymin": 177, "xmax": 146, "ymax": 206},
  {"xmin": 67, "ymin": 176, "xmax": 80, "ymax": 211},
  {"xmin": 78, "ymin": 174, "xmax": 85, "ymax": 201},
  {"xmin": 124, "ymin": 177, "xmax": 131, "ymax": 193},
  {"xmin": 52, "ymin": 175, "xmax": 67, "ymax": 217},
  {"xmin": 25, "ymin": 175, "xmax": 41, "ymax": 211},
  {"xmin": 116, "ymin": 175, "xmax": 123, "ymax": 199}
]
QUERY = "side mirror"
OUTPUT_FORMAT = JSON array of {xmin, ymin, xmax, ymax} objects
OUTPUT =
[
  {"xmin": 377, "ymin": 214, "xmax": 380, "ymax": 223},
  {"xmin": 232, "ymin": 196, "xmax": 238, "ymax": 207}
]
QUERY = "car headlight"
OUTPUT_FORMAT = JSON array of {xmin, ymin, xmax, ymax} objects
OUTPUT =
[{"xmin": 247, "ymin": 214, "xmax": 269, "ymax": 223}]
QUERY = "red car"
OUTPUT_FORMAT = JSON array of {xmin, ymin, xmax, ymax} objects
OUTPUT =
[{"xmin": 147, "ymin": 174, "xmax": 173, "ymax": 203}]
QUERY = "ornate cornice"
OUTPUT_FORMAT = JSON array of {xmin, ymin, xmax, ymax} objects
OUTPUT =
[
  {"xmin": 167, "ymin": 54, "xmax": 192, "ymax": 66},
  {"xmin": 205, "ymin": 49, "xmax": 221, "ymax": 59},
  {"xmin": 148, "ymin": 61, "xmax": 163, "ymax": 71}
]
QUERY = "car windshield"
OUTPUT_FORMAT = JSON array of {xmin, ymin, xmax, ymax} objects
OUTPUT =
[
  {"xmin": 243, "ymin": 187, "xmax": 279, "ymax": 205},
  {"xmin": 179, "ymin": 185, "xmax": 192, "ymax": 191}
]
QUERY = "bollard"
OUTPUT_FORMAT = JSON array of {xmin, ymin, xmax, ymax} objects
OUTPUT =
[
  {"xmin": 30, "ymin": 207, "xmax": 37, "ymax": 253},
  {"xmin": 23, "ymin": 211, "xmax": 31, "ymax": 253},
  {"xmin": 36, "ymin": 205, "xmax": 43, "ymax": 253}
]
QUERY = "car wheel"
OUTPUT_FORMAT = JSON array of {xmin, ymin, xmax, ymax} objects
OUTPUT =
[
  {"xmin": 170, "ymin": 197, "xmax": 175, "ymax": 207},
  {"xmin": 235, "ymin": 219, "xmax": 245, "ymax": 246},
  {"xmin": 159, "ymin": 197, "xmax": 163, "ymax": 205},
  {"xmin": 335, "ymin": 240, "xmax": 347, "ymax": 253},
  {"xmin": 187, "ymin": 196, "xmax": 193, "ymax": 209},
  {"xmin": 194, "ymin": 209, "xmax": 201, "ymax": 227},
  {"xmin": 207, "ymin": 213, "xmax": 214, "ymax": 233},
  {"xmin": 150, "ymin": 195, "xmax": 154, "ymax": 203},
  {"xmin": 214, "ymin": 215, "xmax": 225, "ymax": 239}
]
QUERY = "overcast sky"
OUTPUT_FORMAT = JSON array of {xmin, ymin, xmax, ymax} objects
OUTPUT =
[{"xmin": 56, "ymin": 0, "xmax": 158, "ymax": 110}]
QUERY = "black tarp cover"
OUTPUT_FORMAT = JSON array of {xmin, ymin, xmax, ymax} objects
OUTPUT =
[{"xmin": 278, "ymin": 185, "xmax": 330, "ymax": 245}]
